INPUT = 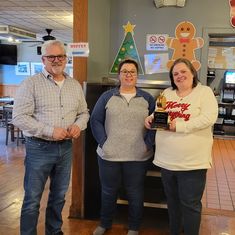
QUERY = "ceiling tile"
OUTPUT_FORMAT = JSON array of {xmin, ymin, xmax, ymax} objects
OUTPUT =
[{"xmin": 0, "ymin": 0, "xmax": 72, "ymax": 43}]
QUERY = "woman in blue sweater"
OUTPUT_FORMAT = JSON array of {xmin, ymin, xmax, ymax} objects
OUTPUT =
[{"xmin": 90, "ymin": 59, "xmax": 155, "ymax": 235}]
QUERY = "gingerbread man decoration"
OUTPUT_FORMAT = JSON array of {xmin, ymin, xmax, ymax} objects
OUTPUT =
[
  {"xmin": 230, "ymin": 0, "xmax": 235, "ymax": 27},
  {"xmin": 166, "ymin": 21, "xmax": 204, "ymax": 71}
]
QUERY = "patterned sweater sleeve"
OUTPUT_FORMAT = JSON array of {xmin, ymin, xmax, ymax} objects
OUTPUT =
[
  {"xmin": 144, "ymin": 92, "xmax": 156, "ymax": 149},
  {"xmin": 176, "ymin": 86, "xmax": 218, "ymax": 133},
  {"xmin": 90, "ymin": 90, "xmax": 112, "ymax": 147}
]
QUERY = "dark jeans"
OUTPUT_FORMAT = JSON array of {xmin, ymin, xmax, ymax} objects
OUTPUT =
[
  {"xmin": 161, "ymin": 168, "xmax": 207, "ymax": 235},
  {"xmin": 98, "ymin": 156, "xmax": 150, "ymax": 231},
  {"xmin": 20, "ymin": 137, "xmax": 73, "ymax": 235}
]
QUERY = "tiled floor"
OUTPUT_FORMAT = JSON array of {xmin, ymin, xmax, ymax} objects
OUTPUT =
[
  {"xmin": 1, "ymin": 127, "xmax": 235, "ymax": 213},
  {"xmin": 1, "ymin": 139, "xmax": 235, "ymax": 235},
  {"xmin": 202, "ymin": 138, "xmax": 235, "ymax": 211}
]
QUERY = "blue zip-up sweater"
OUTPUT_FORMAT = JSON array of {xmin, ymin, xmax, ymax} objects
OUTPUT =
[{"xmin": 90, "ymin": 87, "xmax": 156, "ymax": 161}]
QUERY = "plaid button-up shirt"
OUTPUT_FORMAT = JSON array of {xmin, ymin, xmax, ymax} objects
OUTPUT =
[{"xmin": 13, "ymin": 69, "xmax": 89, "ymax": 140}]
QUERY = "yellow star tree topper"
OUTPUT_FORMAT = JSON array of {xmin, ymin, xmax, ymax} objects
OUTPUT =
[{"xmin": 123, "ymin": 21, "xmax": 136, "ymax": 34}]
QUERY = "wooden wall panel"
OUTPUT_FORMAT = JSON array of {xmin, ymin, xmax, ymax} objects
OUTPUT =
[
  {"xmin": 69, "ymin": 0, "xmax": 88, "ymax": 219},
  {"xmin": 0, "ymin": 84, "xmax": 19, "ymax": 97}
]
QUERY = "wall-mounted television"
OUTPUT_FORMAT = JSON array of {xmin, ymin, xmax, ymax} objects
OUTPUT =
[{"xmin": 0, "ymin": 44, "xmax": 17, "ymax": 65}]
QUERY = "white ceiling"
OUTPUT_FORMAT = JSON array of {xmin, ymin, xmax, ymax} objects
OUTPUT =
[{"xmin": 0, "ymin": 0, "xmax": 73, "ymax": 43}]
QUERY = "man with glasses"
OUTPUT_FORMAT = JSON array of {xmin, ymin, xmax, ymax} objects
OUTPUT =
[{"xmin": 13, "ymin": 40, "xmax": 89, "ymax": 235}]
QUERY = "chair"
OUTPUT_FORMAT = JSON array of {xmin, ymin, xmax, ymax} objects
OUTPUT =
[
  {"xmin": 3, "ymin": 105, "xmax": 24, "ymax": 146},
  {"xmin": 0, "ymin": 105, "xmax": 4, "ymax": 127}
]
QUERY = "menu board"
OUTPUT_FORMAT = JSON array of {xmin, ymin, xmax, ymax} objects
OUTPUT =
[{"xmin": 208, "ymin": 46, "xmax": 235, "ymax": 69}]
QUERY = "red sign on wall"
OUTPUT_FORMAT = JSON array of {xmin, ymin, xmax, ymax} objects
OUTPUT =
[{"xmin": 230, "ymin": 0, "xmax": 235, "ymax": 27}]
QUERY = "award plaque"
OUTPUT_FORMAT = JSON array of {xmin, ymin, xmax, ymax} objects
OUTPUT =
[{"xmin": 151, "ymin": 92, "xmax": 169, "ymax": 130}]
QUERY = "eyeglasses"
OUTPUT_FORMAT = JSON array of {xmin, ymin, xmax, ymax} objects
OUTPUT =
[
  {"xmin": 120, "ymin": 70, "xmax": 137, "ymax": 76},
  {"xmin": 43, "ymin": 54, "xmax": 67, "ymax": 62}
]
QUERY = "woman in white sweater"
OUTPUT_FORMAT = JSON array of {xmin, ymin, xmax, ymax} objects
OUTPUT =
[{"xmin": 145, "ymin": 58, "xmax": 218, "ymax": 235}]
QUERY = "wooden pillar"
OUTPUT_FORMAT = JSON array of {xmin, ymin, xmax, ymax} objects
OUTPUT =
[{"xmin": 69, "ymin": 0, "xmax": 88, "ymax": 218}]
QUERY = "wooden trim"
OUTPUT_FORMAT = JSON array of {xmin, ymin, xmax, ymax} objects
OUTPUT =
[
  {"xmin": 0, "ymin": 84, "xmax": 19, "ymax": 97},
  {"xmin": 69, "ymin": 0, "xmax": 88, "ymax": 219}
]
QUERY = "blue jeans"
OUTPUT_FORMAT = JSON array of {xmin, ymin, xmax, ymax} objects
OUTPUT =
[
  {"xmin": 20, "ymin": 137, "xmax": 73, "ymax": 235},
  {"xmin": 161, "ymin": 168, "xmax": 207, "ymax": 235},
  {"xmin": 98, "ymin": 156, "xmax": 150, "ymax": 231}
]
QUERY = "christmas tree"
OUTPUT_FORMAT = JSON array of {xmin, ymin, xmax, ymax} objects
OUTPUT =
[{"xmin": 110, "ymin": 21, "xmax": 144, "ymax": 74}]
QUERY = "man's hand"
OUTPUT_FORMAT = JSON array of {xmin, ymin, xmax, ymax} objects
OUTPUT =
[
  {"xmin": 52, "ymin": 127, "xmax": 69, "ymax": 140},
  {"xmin": 67, "ymin": 124, "xmax": 81, "ymax": 139}
]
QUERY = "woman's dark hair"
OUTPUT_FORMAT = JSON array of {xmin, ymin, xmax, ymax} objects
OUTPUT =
[
  {"xmin": 169, "ymin": 58, "xmax": 199, "ymax": 90},
  {"xmin": 118, "ymin": 59, "xmax": 139, "ymax": 74}
]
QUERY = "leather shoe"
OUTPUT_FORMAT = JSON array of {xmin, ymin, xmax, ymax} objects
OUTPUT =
[{"xmin": 54, "ymin": 232, "xmax": 64, "ymax": 235}]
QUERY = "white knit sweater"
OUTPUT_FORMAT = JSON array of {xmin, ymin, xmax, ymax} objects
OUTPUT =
[{"xmin": 153, "ymin": 83, "xmax": 218, "ymax": 171}]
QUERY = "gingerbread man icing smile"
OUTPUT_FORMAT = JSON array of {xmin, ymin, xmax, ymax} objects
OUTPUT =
[{"xmin": 166, "ymin": 21, "xmax": 204, "ymax": 71}]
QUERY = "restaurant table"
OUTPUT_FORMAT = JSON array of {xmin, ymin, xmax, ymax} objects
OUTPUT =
[{"xmin": 0, "ymin": 97, "xmax": 14, "ymax": 105}]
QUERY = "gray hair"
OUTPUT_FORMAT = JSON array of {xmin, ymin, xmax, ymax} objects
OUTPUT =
[{"xmin": 41, "ymin": 40, "xmax": 66, "ymax": 56}]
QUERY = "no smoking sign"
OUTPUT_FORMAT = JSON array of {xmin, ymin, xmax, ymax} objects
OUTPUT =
[{"xmin": 146, "ymin": 34, "xmax": 168, "ymax": 51}]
